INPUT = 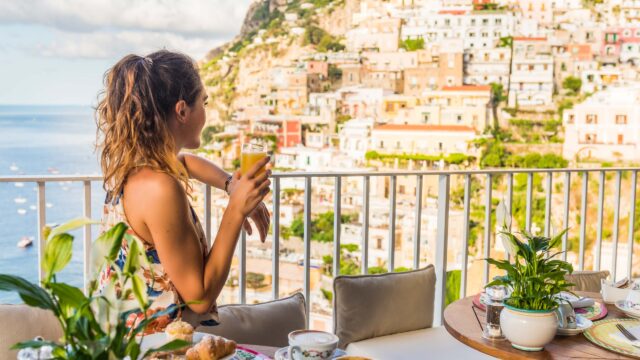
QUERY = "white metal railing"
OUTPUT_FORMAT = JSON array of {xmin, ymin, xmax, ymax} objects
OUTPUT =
[{"xmin": 1, "ymin": 167, "xmax": 639, "ymax": 326}]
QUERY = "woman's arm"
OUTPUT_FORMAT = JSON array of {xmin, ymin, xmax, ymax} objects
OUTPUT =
[
  {"xmin": 126, "ymin": 158, "xmax": 271, "ymax": 314},
  {"xmin": 179, "ymin": 152, "xmax": 271, "ymax": 242}
]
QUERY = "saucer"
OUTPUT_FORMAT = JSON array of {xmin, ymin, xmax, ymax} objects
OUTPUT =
[
  {"xmin": 275, "ymin": 347, "xmax": 346, "ymax": 360},
  {"xmin": 557, "ymin": 315, "xmax": 593, "ymax": 336},
  {"xmin": 615, "ymin": 300, "xmax": 640, "ymax": 319}
]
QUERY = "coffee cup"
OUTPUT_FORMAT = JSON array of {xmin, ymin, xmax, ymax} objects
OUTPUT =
[
  {"xmin": 626, "ymin": 288, "xmax": 640, "ymax": 309},
  {"xmin": 287, "ymin": 330, "xmax": 339, "ymax": 360}
]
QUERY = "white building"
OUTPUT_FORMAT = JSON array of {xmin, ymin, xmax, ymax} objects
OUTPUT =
[
  {"xmin": 401, "ymin": 9, "xmax": 515, "ymax": 50},
  {"xmin": 338, "ymin": 118, "xmax": 375, "ymax": 164},
  {"xmin": 508, "ymin": 37, "xmax": 554, "ymax": 106},
  {"xmin": 464, "ymin": 47, "xmax": 511, "ymax": 86},
  {"xmin": 563, "ymin": 84, "xmax": 640, "ymax": 162},
  {"xmin": 370, "ymin": 124, "xmax": 476, "ymax": 155}
]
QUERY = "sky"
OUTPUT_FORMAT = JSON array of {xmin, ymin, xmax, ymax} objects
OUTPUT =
[{"xmin": 0, "ymin": 0, "xmax": 253, "ymax": 106}]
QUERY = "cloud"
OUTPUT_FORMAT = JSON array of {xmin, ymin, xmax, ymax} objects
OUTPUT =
[
  {"xmin": 33, "ymin": 30, "xmax": 226, "ymax": 60},
  {"xmin": 0, "ymin": 0, "xmax": 254, "ymax": 37}
]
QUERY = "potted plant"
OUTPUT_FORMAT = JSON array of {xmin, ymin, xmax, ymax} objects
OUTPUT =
[
  {"xmin": 0, "ymin": 218, "xmax": 189, "ymax": 359},
  {"xmin": 486, "ymin": 228, "xmax": 574, "ymax": 351}
]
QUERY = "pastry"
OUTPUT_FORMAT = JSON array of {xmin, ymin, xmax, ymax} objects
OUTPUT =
[
  {"xmin": 185, "ymin": 335, "xmax": 236, "ymax": 360},
  {"xmin": 165, "ymin": 320, "xmax": 194, "ymax": 342}
]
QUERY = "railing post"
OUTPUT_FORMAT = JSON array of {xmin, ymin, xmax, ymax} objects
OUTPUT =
[
  {"xmin": 413, "ymin": 175, "xmax": 423, "ymax": 270},
  {"xmin": 362, "ymin": 176, "xmax": 370, "ymax": 274},
  {"xmin": 388, "ymin": 175, "xmax": 397, "ymax": 272},
  {"xmin": 483, "ymin": 174, "xmax": 492, "ymax": 285},
  {"xmin": 460, "ymin": 174, "xmax": 471, "ymax": 299},
  {"xmin": 562, "ymin": 172, "xmax": 571, "ymax": 261},
  {"xmin": 37, "ymin": 181, "xmax": 46, "ymax": 284},
  {"xmin": 612, "ymin": 171, "xmax": 622, "ymax": 279},
  {"xmin": 526, "ymin": 172, "xmax": 533, "ymax": 233},
  {"xmin": 239, "ymin": 230, "xmax": 246, "ymax": 304},
  {"xmin": 506, "ymin": 173, "xmax": 513, "ymax": 262},
  {"xmin": 333, "ymin": 176, "xmax": 342, "ymax": 278},
  {"xmin": 272, "ymin": 177, "xmax": 281, "ymax": 299},
  {"xmin": 434, "ymin": 174, "xmax": 450, "ymax": 326},
  {"xmin": 544, "ymin": 172, "xmax": 552, "ymax": 237},
  {"xmin": 628, "ymin": 171, "xmax": 637, "ymax": 279},
  {"xmin": 595, "ymin": 171, "xmax": 605, "ymax": 271},
  {"xmin": 83, "ymin": 181, "xmax": 92, "ymax": 294},
  {"xmin": 579, "ymin": 172, "xmax": 588, "ymax": 271},
  {"xmin": 303, "ymin": 177, "xmax": 312, "ymax": 325}
]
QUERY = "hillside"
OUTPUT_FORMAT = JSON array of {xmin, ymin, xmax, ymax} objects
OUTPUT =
[{"xmin": 199, "ymin": 0, "xmax": 351, "ymax": 124}]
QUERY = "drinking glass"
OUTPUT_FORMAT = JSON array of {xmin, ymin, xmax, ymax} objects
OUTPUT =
[{"xmin": 241, "ymin": 143, "xmax": 268, "ymax": 177}]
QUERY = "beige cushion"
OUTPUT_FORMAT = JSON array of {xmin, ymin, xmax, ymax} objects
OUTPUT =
[
  {"xmin": 197, "ymin": 293, "xmax": 306, "ymax": 347},
  {"xmin": 0, "ymin": 304, "xmax": 63, "ymax": 359},
  {"xmin": 333, "ymin": 265, "xmax": 435, "ymax": 348},
  {"xmin": 346, "ymin": 327, "xmax": 496, "ymax": 360},
  {"xmin": 565, "ymin": 271, "xmax": 610, "ymax": 292}
]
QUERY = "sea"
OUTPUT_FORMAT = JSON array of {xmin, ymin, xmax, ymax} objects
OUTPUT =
[{"xmin": 0, "ymin": 105, "xmax": 105, "ymax": 303}]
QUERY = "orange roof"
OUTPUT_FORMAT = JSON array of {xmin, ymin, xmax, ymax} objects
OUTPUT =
[
  {"xmin": 442, "ymin": 85, "xmax": 491, "ymax": 92},
  {"xmin": 373, "ymin": 124, "xmax": 476, "ymax": 132},
  {"xmin": 438, "ymin": 10, "xmax": 466, "ymax": 15},
  {"xmin": 513, "ymin": 37, "xmax": 547, "ymax": 41}
]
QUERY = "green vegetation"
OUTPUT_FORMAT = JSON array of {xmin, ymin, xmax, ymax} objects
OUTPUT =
[
  {"xmin": 303, "ymin": 25, "xmax": 344, "ymax": 52},
  {"xmin": 400, "ymin": 38, "xmax": 425, "ymax": 51},
  {"xmin": 322, "ymin": 244, "xmax": 362, "ymax": 276},
  {"xmin": 201, "ymin": 124, "xmax": 225, "ymax": 145},
  {"xmin": 289, "ymin": 210, "xmax": 357, "ymax": 243},
  {"xmin": 476, "ymin": 139, "xmax": 567, "ymax": 169},
  {"xmin": 562, "ymin": 76, "xmax": 582, "ymax": 95},
  {"xmin": 246, "ymin": 272, "xmax": 267, "ymax": 290},
  {"xmin": 365, "ymin": 151, "xmax": 474, "ymax": 165},
  {"xmin": 446, "ymin": 270, "xmax": 462, "ymax": 306}
]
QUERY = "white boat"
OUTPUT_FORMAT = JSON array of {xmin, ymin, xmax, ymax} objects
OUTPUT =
[
  {"xmin": 14, "ymin": 182, "xmax": 24, "ymax": 188},
  {"xmin": 17, "ymin": 237, "xmax": 33, "ymax": 248},
  {"xmin": 46, "ymin": 202, "xmax": 53, "ymax": 208},
  {"xmin": 48, "ymin": 167, "xmax": 60, "ymax": 175},
  {"xmin": 29, "ymin": 205, "xmax": 36, "ymax": 210},
  {"xmin": 14, "ymin": 197, "xmax": 27, "ymax": 204},
  {"xmin": 17, "ymin": 209, "xmax": 27, "ymax": 215},
  {"xmin": 9, "ymin": 164, "xmax": 19, "ymax": 172}
]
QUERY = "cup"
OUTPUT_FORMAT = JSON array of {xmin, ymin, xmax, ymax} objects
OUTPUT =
[
  {"xmin": 241, "ymin": 142, "xmax": 268, "ymax": 177},
  {"xmin": 626, "ymin": 288, "xmax": 640, "ymax": 309},
  {"xmin": 287, "ymin": 330, "xmax": 339, "ymax": 360}
]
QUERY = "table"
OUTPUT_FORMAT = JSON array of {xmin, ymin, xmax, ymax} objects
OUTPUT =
[
  {"xmin": 443, "ymin": 292, "xmax": 636, "ymax": 359},
  {"xmin": 240, "ymin": 344, "xmax": 278, "ymax": 359}
]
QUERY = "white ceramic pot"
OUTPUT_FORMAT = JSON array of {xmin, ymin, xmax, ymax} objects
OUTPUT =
[{"xmin": 500, "ymin": 304, "xmax": 558, "ymax": 351}]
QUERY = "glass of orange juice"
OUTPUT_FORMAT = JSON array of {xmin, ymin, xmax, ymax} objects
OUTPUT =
[{"xmin": 241, "ymin": 142, "xmax": 268, "ymax": 177}]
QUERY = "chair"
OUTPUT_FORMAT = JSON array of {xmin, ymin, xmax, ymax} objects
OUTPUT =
[
  {"xmin": 564, "ymin": 270, "xmax": 610, "ymax": 293},
  {"xmin": 0, "ymin": 304, "xmax": 62, "ymax": 359},
  {"xmin": 197, "ymin": 292, "xmax": 307, "ymax": 347},
  {"xmin": 333, "ymin": 266, "xmax": 495, "ymax": 360}
]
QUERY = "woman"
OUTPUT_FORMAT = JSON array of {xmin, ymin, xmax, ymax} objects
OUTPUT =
[{"xmin": 95, "ymin": 50, "xmax": 271, "ymax": 327}]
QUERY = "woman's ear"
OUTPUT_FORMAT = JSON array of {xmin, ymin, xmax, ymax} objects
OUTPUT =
[{"xmin": 174, "ymin": 100, "xmax": 189, "ymax": 124}]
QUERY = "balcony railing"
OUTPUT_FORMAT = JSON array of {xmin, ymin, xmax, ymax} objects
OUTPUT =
[{"xmin": 1, "ymin": 167, "xmax": 639, "ymax": 327}]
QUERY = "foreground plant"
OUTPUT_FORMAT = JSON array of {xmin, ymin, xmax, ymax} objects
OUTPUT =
[
  {"xmin": 0, "ymin": 218, "xmax": 188, "ymax": 359},
  {"xmin": 485, "ymin": 229, "xmax": 574, "ymax": 311}
]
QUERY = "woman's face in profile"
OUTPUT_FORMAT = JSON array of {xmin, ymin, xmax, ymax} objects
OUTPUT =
[{"xmin": 183, "ymin": 89, "xmax": 208, "ymax": 149}]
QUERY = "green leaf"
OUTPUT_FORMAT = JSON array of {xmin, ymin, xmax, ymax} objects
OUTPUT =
[
  {"xmin": 91, "ymin": 222, "xmax": 127, "ymax": 277},
  {"xmin": 43, "ymin": 233, "xmax": 73, "ymax": 281},
  {"xmin": 123, "ymin": 237, "xmax": 141, "ymax": 275},
  {"xmin": 49, "ymin": 283, "xmax": 88, "ymax": 317},
  {"xmin": 47, "ymin": 217, "xmax": 99, "ymax": 241},
  {"xmin": 11, "ymin": 339, "xmax": 60, "ymax": 350},
  {"xmin": 0, "ymin": 274, "xmax": 56, "ymax": 310},
  {"xmin": 142, "ymin": 339, "xmax": 191, "ymax": 358},
  {"xmin": 130, "ymin": 274, "xmax": 148, "ymax": 307}
]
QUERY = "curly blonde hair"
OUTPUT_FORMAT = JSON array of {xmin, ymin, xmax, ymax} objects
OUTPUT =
[{"xmin": 96, "ymin": 50, "xmax": 202, "ymax": 198}]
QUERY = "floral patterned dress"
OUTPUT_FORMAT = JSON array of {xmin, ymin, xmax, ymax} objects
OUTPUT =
[{"xmin": 98, "ymin": 191, "xmax": 219, "ymax": 331}]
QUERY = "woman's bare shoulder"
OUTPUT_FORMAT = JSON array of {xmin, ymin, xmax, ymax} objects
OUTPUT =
[{"xmin": 124, "ymin": 168, "xmax": 186, "ymax": 209}]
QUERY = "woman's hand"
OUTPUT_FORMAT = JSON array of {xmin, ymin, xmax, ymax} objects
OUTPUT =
[
  {"xmin": 228, "ymin": 156, "xmax": 271, "ymax": 218},
  {"xmin": 245, "ymin": 202, "xmax": 270, "ymax": 243}
]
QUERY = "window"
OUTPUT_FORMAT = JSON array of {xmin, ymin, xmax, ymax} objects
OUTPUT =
[
  {"xmin": 568, "ymin": 114, "xmax": 575, "ymax": 124},
  {"xmin": 618, "ymin": 134, "xmax": 624, "ymax": 144},
  {"xmin": 482, "ymin": 19, "xmax": 489, "ymax": 26},
  {"xmin": 496, "ymin": 18, "xmax": 502, "ymax": 25},
  {"xmin": 586, "ymin": 114, "xmax": 598, "ymax": 124},
  {"xmin": 396, "ymin": 141, "xmax": 401, "ymax": 149},
  {"xmin": 499, "ymin": 53, "xmax": 505, "ymax": 60},
  {"xmin": 529, "ymin": 64, "xmax": 534, "ymax": 71},
  {"xmin": 456, "ymin": 115, "xmax": 463, "ymax": 123},
  {"xmin": 624, "ymin": 29, "xmax": 632, "ymax": 37},
  {"xmin": 484, "ymin": 53, "xmax": 489, "ymax": 61},
  {"xmin": 376, "ymin": 238, "xmax": 382, "ymax": 249},
  {"xmin": 438, "ymin": 142, "xmax": 443, "ymax": 151},
  {"xmin": 422, "ymin": 112, "xmax": 430, "ymax": 123},
  {"xmin": 544, "ymin": 64, "xmax": 549, "ymax": 70},
  {"xmin": 445, "ymin": 19, "xmax": 450, "ymax": 26},
  {"xmin": 585, "ymin": 134, "xmax": 597, "ymax": 143},
  {"xmin": 448, "ymin": 59, "xmax": 455, "ymax": 68},
  {"xmin": 379, "ymin": 141, "xmax": 384, "ymax": 148},
  {"xmin": 471, "ymin": 19, "xmax": 476, "ymax": 26},
  {"xmin": 482, "ymin": 32, "xmax": 488, "ymax": 38},
  {"xmin": 616, "ymin": 114, "xmax": 628, "ymax": 124}
]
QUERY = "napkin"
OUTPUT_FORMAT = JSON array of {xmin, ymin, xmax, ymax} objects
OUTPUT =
[
  {"xmin": 611, "ymin": 324, "xmax": 640, "ymax": 344},
  {"xmin": 558, "ymin": 292, "xmax": 595, "ymax": 308}
]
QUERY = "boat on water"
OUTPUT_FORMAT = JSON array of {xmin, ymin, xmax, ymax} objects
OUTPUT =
[
  {"xmin": 17, "ymin": 237, "xmax": 33, "ymax": 248},
  {"xmin": 14, "ymin": 182, "xmax": 24, "ymax": 188},
  {"xmin": 9, "ymin": 163, "xmax": 19, "ymax": 172},
  {"xmin": 47, "ymin": 167, "xmax": 60, "ymax": 175},
  {"xmin": 29, "ymin": 205, "xmax": 36, "ymax": 210},
  {"xmin": 17, "ymin": 209, "xmax": 27, "ymax": 215},
  {"xmin": 46, "ymin": 202, "xmax": 53, "ymax": 208},
  {"xmin": 14, "ymin": 197, "xmax": 27, "ymax": 204}
]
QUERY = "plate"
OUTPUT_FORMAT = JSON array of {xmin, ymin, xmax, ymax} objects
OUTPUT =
[
  {"xmin": 139, "ymin": 332, "xmax": 235, "ymax": 360},
  {"xmin": 557, "ymin": 315, "xmax": 593, "ymax": 336},
  {"xmin": 584, "ymin": 318, "xmax": 640, "ymax": 359},
  {"xmin": 616, "ymin": 300, "xmax": 640, "ymax": 319},
  {"xmin": 274, "ymin": 347, "xmax": 346, "ymax": 360},
  {"xmin": 575, "ymin": 299, "xmax": 608, "ymax": 321}
]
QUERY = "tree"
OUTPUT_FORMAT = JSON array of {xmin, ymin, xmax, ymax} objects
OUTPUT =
[
  {"xmin": 490, "ymin": 83, "xmax": 506, "ymax": 131},
  {"xmin": 246, "ymin": 272, "xmax": 266, "ymax": 291},
  {"xmin": 303, "ymin": 25, "xmax": 327, "ymax": 46},
  {"xmin": 498, "ymin": 36, "xmax": 514, "ymax": 102},
  {"xmin": 201, "ymin": 125, "xmax": 224, "ymax": 145},
  {"xmin": 562, "ymin": 76, "xmax": 582, "ymax": 94},
  {"xmin": 400, "ymin": 38, "xmax": 425, "ymax": 51}
]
